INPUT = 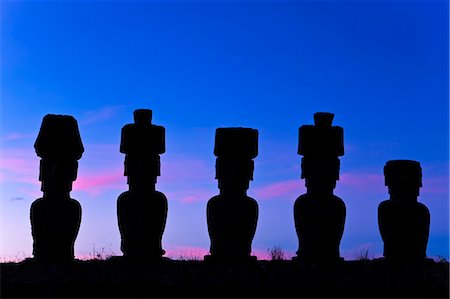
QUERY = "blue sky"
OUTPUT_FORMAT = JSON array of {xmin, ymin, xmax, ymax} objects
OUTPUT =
[{"xmin": 0, "ymin": 0, "xmax": 448, "ymax": 260}]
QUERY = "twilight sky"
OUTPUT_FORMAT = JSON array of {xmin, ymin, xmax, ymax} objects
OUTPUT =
[{"xmin": 0, "ymin": 0, "xmax": 448, "ymax": 260}]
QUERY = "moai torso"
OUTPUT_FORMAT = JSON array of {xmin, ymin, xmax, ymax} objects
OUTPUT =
[
  {"xmin": 294, "ymin": 113, "xmax": 346, "ymax": 264},
  {"xmin": 118, "ymin": 187, "xmax": 168, "ymax": 258},
  {"xmin": 117, "ymin": 109, "xmax": 168, "ymax": 259},
  {"xmin": 378, "ymin": 160, "xmax": 430, "ymax": 263},
  {"xmin": 31, "ymin": 115, "xmax": 84, "ymax": 262},
  {"xmin": 207, "ymin": 191, "xmax": 258, "ymax": 259},
  {"xmin": 31, "ymin": 196, "xmax": 81, "ymax": 261},
  {"xmin": 206, "ymin": 128, "xmax": 259, "ymax": 262},
  {"xmin": 294, "ymin": 193, "xmax": 345, "ymax": 263}
]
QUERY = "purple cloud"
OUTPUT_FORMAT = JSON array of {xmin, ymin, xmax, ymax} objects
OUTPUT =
[
  {"xmin": 1, "ymin": 133, "xmax": 33, "ymax": 142},
  {"xmin": 253, "ymin": 179, "xmax": 304, "ymax": 201},
  {"xmin": 73, "ymin": 169, "xmax": 125, "ymax": 196},
  {"xmin": 79, "ymin": 106, "xmax": 124, "ymax": 126}
]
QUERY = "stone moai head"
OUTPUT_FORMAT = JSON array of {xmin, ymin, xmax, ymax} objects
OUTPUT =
[
  {"xmin": 120, "ymin": 109, "xmax": 165, "ymax": 186},
  {"xmin": 384, "ymin": 160, "xmax": 422, "ymax": 201},
  {"xmin": 298, "ymin": 112, "xmax": 344, "ymax": 193},
  {"xmin": 214, "ymin": 128, "xmax": 258, "ymax": 193},
  {"xmin": 34, "ymin": 114, "xmax": 84, "ymax": 195}
]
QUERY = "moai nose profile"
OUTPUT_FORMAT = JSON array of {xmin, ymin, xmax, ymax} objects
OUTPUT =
[
  {"xmin": 205, "ymin": 127, "xmax": 259, "ymax": 263},
  {"xmin": 293, "ymin": 112, "xmax": 346, "ymax": 265},
  {"xmin": 31, "ymin": 114, "xmax": 84, "ymax": 263},
  {"xmin": 117, "ymin": 109, "xmax": 168, "ymax": 261},
  {"xmin": 378, "ymin": 160, "xmax": 430, "ymax": 264}
]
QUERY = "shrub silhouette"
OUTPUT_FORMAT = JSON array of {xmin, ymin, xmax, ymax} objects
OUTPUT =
[{"xmin": 267, "ymin": 245, "xmax": 285, "ymax": 261}]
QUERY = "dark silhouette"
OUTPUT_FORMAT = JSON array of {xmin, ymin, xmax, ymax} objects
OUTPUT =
[
  {"xmin": 30, "ymin": 114, "xmax": 84, "ymax": 262},
  {"xmin": 117, "ymin": 109, "xmax": 168, "ymax": 260},
  {"xmin": 293, "ymin": 112, "xmax": 346, "ymax": 264},
  {"xmin": 2, "ymin": 258, "xmax": 449, "ymax": 298},
  {"xmin": 205, "ymin": 128, "xmax": 259, "ymax": 262},
  {"xmin": 378, "ymin": 160, "xmax": 430, "ymax": 263}
]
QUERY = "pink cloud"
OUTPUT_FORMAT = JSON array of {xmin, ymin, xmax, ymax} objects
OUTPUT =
[
  {"xmin": 251, "ymin": 170, "xmax": 448, "ymax": 202},
  {"xmin": 73, "ymin": 169, "xmax": 125, "ymax": 196},
  {"xmin": 2, "ymin": 144, "xmax": 446, "ymax": 204},
  {"xmin": 0, "ymin": 146, "xmax": 126, "ymax": 197},
  {"xmin": 422, "ymin": 175, "xmax": 449, "ymax": 195},
  {"xmin": 0, "ymin": 148, "xmax": 39, "ymax": 186},
  {"xmin": 250, "ymin": 172, "xmax": 384, "ymax": 202},
  {"xmin": 0, "ymin": 158, "xmax": 38, "ymax": 175},
  {"xmin": 162, "ymin": 156, "xmax": 213, "ymax": 182},
  {"xmin": 178, "ymin": 193, "xmax": 210, "ymax": 203},
  {"xmin": 338, "ymin": 172, "xmax": 385, "ymax": 195},
  {"xmin": 253, "ymin": 179, "xmax": 304, "ymax": 200},
  {"xmin": 339, "ymin": 171, "xmax": 449, "ymax": 197},
  {"xmin": 164, "ymin": 189, "xmax": 215, "ymax": 203}
]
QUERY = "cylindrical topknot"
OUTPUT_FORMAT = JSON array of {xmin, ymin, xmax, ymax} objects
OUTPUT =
[
  {"xmin": 133, "ymin": 109, "xmax": 152, "ymax": 125},
  {"xmin": 214, "ymin": 127, "xmax": 258, "ymax": 159},
  {"xmin": 34, "ymin": 114, "xmax": 84, "ymax": 160},
  {"xmin": 384, "ymin": 160, "xmax": 422, "ymax": 187},
  {"xmin": 120, "ymin": 109, "xmax": 165, "ymax": 155},
  {"xmin": 314, "ymin": 112, "xmax": 334, "ymax": 128},
  {"xmin": 298, "ymin": 112, "xmax": 344, "ymax": 157}
]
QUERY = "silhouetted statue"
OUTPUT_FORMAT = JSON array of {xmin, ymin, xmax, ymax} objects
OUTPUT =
[
  {"xmin": 31, "ymin": 114, "xmax": 84, "ymax": 263},
  {"xmin": 117, "ymin": 109, "xmax": 168, "ymax": 260},
  {"xmin": 378, "ymin": 160, "xmax": 430, "ymax": 263},
  {"xmin": 205, "ymin": 128, "xmax": 259, "ymax": 262},
  {"xmin": 293, "ymin": 112, "xmax": 346, "ymax": 264}
]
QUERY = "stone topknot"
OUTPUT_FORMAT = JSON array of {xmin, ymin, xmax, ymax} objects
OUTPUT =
[
  {"xmin": 384, "ymin": 160, "xmax": 422, "ymax": 187},
  {"xmin": 34, "ymin": 114, "xmax": 84, "ymax": 160},
  {"xmin": 214, "ymin": 127, "xmax": 258, "ymax": 159},
  {"xmin": 120, "ymin": 109, "xmax": 165, "ymax": 155},
  {"xmin": 298, "ymin": 112, "xmax": 344, "ymax": 157}
]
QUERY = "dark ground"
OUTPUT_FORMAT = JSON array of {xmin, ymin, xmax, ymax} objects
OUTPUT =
[{"xmin": 1, "ymin": 258, "xmax": 448, "ymax": 298}]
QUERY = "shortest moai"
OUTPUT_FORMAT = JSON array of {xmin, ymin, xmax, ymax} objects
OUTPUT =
[
  {"xmin": 31, "ymin": 114, "xmax": 84, "ymax": 262},
  {"xmin": 294, "ymin": 112, "xmax": 346, "ymax": 264},
  {"xmin": 378, "ymin": 160, "xmax": 430, "ymax": 263},
  {"xmin": 205, "ymin": 127, "xmax": 259, "ymax": 262},
  {"xmin": 117, "ymin": 109, "xmax": 168, "ymax": 260}
]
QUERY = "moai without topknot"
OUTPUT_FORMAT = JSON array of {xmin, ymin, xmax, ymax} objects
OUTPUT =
[
  {"xmin": 294, "ymin": 112, "xmax": 346, "ymax": 264},
  {"xmin": 378, "ymin": 160, "xmax": 430, "ymax": 263},
  {"xmin": 117, "ymin": 109, "xmax": 168, "ymax": 260},
  {"xmin": 205, "ymin": 128, "xmax": 259, "ymax": 262},
  {"xmin": 31, "ymin": 114, "xmax": 84, "ymax": 262}
]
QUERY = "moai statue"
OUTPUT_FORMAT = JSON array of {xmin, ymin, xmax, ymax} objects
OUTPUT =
[
  {"xmin": 31, "ymin": 114, "xmax": 84, "ymax": 262},
  {"xmin": 293, "ymin": 112, "xmax": 346, "ymax": 264},
  {"xmin": 205, "ymin": 128, "xmax": 259, "ymax": 262},
  {"xmin": 378, "ymin": 160, "xmax": 430, "ymax": 263},
  {"xmin": 117, "ymin": 109, "xmax": 168, "ymax": 260}
]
